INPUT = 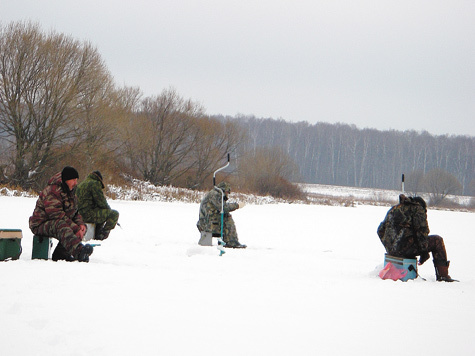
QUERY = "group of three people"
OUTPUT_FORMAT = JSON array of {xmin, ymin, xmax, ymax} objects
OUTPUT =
[
  {"xmin": 28, "ymin": 167, "xmax": 248, "ymax": 263},
  {"xmin": 28, "ymin": 166, "xmax": 456, "ymax": 282}
]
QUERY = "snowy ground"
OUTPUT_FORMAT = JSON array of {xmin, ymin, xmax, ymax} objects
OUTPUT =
[
  {"xmin": 1, "ymin": 195, "xmax": 474, "ymax": 356},
  {"xmin": 301, "ymin": 183, "xmax": 475, "ymax": 207}
]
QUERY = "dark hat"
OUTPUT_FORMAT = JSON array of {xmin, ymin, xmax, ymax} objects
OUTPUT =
[
  {"xmin": 93, "ymin": 170, "xmax": 103, "ymax": 181},
  {"xmin": 61, "ymin": 166, "xmax": 79, "ymax": 182}
]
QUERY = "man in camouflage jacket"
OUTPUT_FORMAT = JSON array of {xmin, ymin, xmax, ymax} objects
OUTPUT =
[
  {"xmin": 76, "ymin": 171, "xmax": 119, "ymax": 240},
  {"xmin": 197, "ymin": 182, "xmax": 246, "ymax": 248},
  {"xmin": 377, "ymin": 194, "xmax": 456, "ymax": 282},
  {"xmin": 29, "ymin": 166, "xmax": 93, "ymax": 262}
]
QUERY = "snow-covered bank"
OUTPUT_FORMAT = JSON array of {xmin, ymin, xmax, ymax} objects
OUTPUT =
[{"xmin": 1, "ymin": 196, "xmax": 474, "ymax": 355}]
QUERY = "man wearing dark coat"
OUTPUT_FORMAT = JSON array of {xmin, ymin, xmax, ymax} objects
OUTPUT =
[
  {"xmin": 377, "ymin": 194, "xmax": 456, "ymax": 282},
  {"xmin": 29, "ymin": 166, "xmax": 93, "ymax": 262}
]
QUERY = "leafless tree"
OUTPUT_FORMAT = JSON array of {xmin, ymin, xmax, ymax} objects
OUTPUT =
[
  {"xmin": 0, "ymin": 21, "xmax": 114, "ymax": 189},
  {"xmin": 405, "ymin": 170, "xmax": 425, "ymax": 195},
  {"xmin": 74, "ymin": 84, "xmax": 142, "ymax": 176},
  {"xmin": 126, "ymin": 88, "xmax": 204, "ymax": 185},
  {"xmin": 469, "ymin": 179, "xmax": 475, "ymax": 197},
  {"xmin": 424, "ymin": 168, "xmax": 462, "ymax": 206},
  {"xmin": 238, "ymin": 147, "xmax": 303, "ymax": 198},
  {"xmin": 186, "ymin": 117, "xmax": 244, "ymax": 189}
]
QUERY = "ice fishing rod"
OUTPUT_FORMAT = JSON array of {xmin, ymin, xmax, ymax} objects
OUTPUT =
[{"xmin": 213, "ymin": 153, "xmax": 230, "ymax": 256}]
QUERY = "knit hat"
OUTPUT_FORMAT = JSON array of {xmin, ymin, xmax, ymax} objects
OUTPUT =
[{"xmin": 61, "ymin": 166, "xmax": 79, "ymax": 182}]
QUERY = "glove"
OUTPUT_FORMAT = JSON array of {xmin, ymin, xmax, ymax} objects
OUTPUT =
[
  {"xmin": 419, "ymin": 252, "xmax": 430, "ymax": 265},
  {"xmin": 238, "ymin": 202, "xmax": 246, "ymax": 209}
]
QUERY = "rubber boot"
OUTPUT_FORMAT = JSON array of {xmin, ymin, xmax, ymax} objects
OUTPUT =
[
  {"xmin": 434, "ymin": 261, "xmax": 458, "ymax": 282},
  {"xmin": 95, "ymin": 223, "xmax": 110, "ymax": 240},
  {"xmin": 77, "ymin": 244, "xmax": 94, "ymax": 263},
  {"xmin": 225, "ymin": 240, "xmax": 247, "ymax": 249},
  {"xmin": 52, "ymin": 243, "xmax": 75, "ymax": 262}
]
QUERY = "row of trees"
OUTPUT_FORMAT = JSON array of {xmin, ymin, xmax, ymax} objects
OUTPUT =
[
  {"xmin": 1, "ymin": 21, "xmax": 473, "ymax": 203},
  {"xmin": 0, "ymin": 22, "xmax": 251, "ymax": 192},
  {"xmin": 228, "ymin": 116, "xmax": 474, "ymax": 197}
]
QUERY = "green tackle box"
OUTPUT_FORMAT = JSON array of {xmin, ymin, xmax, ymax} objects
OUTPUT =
[
  {"xmin": 32, "ymin": 235, "xmax": 53, "ymax": 260},
  {"xmin": 0, "ymin": 229, "xmax": 23, "ymax": 261}
]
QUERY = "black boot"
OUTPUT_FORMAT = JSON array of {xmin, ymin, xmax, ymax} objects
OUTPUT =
[
  {"xmin": 52, "ymin": 243, "xmax": 75, "ymax": 262},
  {"xmin": 95, "ymin": 224, "xmax": 110, "ymax": 240},
  {"xmin": 77, "ymin": 244, "xmax": 94, "ymax": 262}
]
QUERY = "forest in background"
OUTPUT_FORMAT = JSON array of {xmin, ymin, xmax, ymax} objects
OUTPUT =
[
  {"xmin": 222, "ymin": 115, "xmax": 474, "ymax": 197},
  {"xmin": 1, "ymin": 21, "xmax": 474, "ymax": 203}
]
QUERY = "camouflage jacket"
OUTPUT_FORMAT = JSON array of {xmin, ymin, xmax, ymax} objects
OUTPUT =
[
  {"xmin": 29, "ymin": 172, "xmax": 84, "ymax": 234},
  {"xmin": 377, "ymin": 197, "xmax": 429, "ymax": 257},
  {"xmin": 197, "ymin": 187, "xmax": 239, "ymax": 233},
  {"xmin": 76, "ymin": 172, "xmax": 110, "ymax": 220}
]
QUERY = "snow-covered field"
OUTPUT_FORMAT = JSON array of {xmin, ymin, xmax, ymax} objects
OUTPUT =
[
  {"xmin": 301, "ymin": 183, "xmax": 475, "ymax": 207},
  {"xmin": 1, "ymin": 194, "xmax": 474, "ymax": 355}
]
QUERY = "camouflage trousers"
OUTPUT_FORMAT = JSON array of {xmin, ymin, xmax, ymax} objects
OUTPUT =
[
  {"xmin": 197, "ymin": 214, "xmax": 239, "ymax": 244},
  {"xmin": 425, "ymin": 234, "xmax": 448, "ymax": 265},
  {"xmin": 393, "ymin": 234, "xmax": 448, "ymax": 265},
  {"xmin": 81, "ymin": 208, "xmax": 119, "ymax": 232},
  {"xmin": 221, "ymin": 216, "xmax": 239, "ymax": 244},
  {"xmin": 32, "ymin": 220, "xmax": 82, "ymax": 257}
]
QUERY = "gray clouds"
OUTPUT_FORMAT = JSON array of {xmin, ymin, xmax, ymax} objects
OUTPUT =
[{"xmin": 2, "ymin": 0, "xmax": 475, "ymax": 136}]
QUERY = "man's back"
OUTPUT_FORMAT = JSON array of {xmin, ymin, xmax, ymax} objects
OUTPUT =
[{"xmin": 378, "ymin": 196, "xmax": 429, "ymax": 257}]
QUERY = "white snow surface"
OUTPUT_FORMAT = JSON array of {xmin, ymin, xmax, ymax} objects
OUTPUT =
[{"xmin": 1, "ymin": 195, "xmax": 474, "ymax": 356}]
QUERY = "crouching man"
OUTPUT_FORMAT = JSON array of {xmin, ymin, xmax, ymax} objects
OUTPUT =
[
  {"xmin": 197, "ymin": 182, "xmax": 246, "ymax": 249},
  {"xmin": 29, "ymin": 166, "xmax": 93, "ymax": 262},
  {"xmin": 377, "ymin": 194, "xmax": 457, "ymax": 282},
  {"xmin": 76, "ymin": 170, "xmax": 119, "ymax": 241}
]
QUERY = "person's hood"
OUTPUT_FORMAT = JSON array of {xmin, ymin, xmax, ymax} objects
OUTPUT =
[{"xmin": 87, "ymin": 171, "xmax": 105, "ymax": 189}]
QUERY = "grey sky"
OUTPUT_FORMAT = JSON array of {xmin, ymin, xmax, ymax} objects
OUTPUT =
[{"xmin": 2, "ymin": 0, "xmax": 475, "ymax": 136}]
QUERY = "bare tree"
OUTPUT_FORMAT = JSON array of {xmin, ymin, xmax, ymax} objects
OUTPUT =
[
  {"xmin": 186, "ymin": 117, "xmax": 244, "ymax": 189},
  {"xmin": 126, "ymin": 88, "xmax": 205, "ymax": 185},
  {"xmin": 468, "ymin": 179, "xmax": 475, "ymax": 197},
  {"xmin": 0, "ymin": 21, "xmax": 114, "ymax": 189},
  {"xmin": 74, "ymin": 84, "xmax": 142, "ymax": 175},
  {"xmin": 238, "ymin": 147, "xmax": 303, "ymax": 198},
  {"xmin": 405, "ymin": 170, "xmax": 425, "ymax": 195},
  {"xmin": 424, "ymin": 168, "xmax": 462, "ymax": 206}
]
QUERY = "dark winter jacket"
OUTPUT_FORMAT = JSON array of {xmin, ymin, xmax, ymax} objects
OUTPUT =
[
  {"xmin": 29, "ymin": 172, "xmax": 84, "ymax": 235},
  {"xmin": 75, "ymin": 172, "xmax": 110, "ymax": 221},
  {"xmin": 377, "ymin": 195, "xmax": 429, "ymax": 257}
]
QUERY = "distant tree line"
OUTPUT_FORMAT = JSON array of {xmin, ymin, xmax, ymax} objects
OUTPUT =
[{"xmin": 225, "ymin": 115, "xmax": 474, "ymax": 197}]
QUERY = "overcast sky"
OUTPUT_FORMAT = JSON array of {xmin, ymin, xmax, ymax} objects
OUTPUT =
[{"xmin": 2, "ymin": 0, "xmax": 475, "ymax": 136}]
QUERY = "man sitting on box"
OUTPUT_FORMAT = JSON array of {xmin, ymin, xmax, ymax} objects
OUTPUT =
[
  {"xmin": 75, "ymin": 170, "xmax": 119, "ymax": 241},
  {"xmin": 29, "ymin": 166, "xmax": 93, "ymax": 262},
  {"xmin": 196, "ymin": 181, "xmax": 246, "ymax": 249},
  {"xmin": 377, "ymin": 194, "xmax": 457, "ymax": 282}
]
